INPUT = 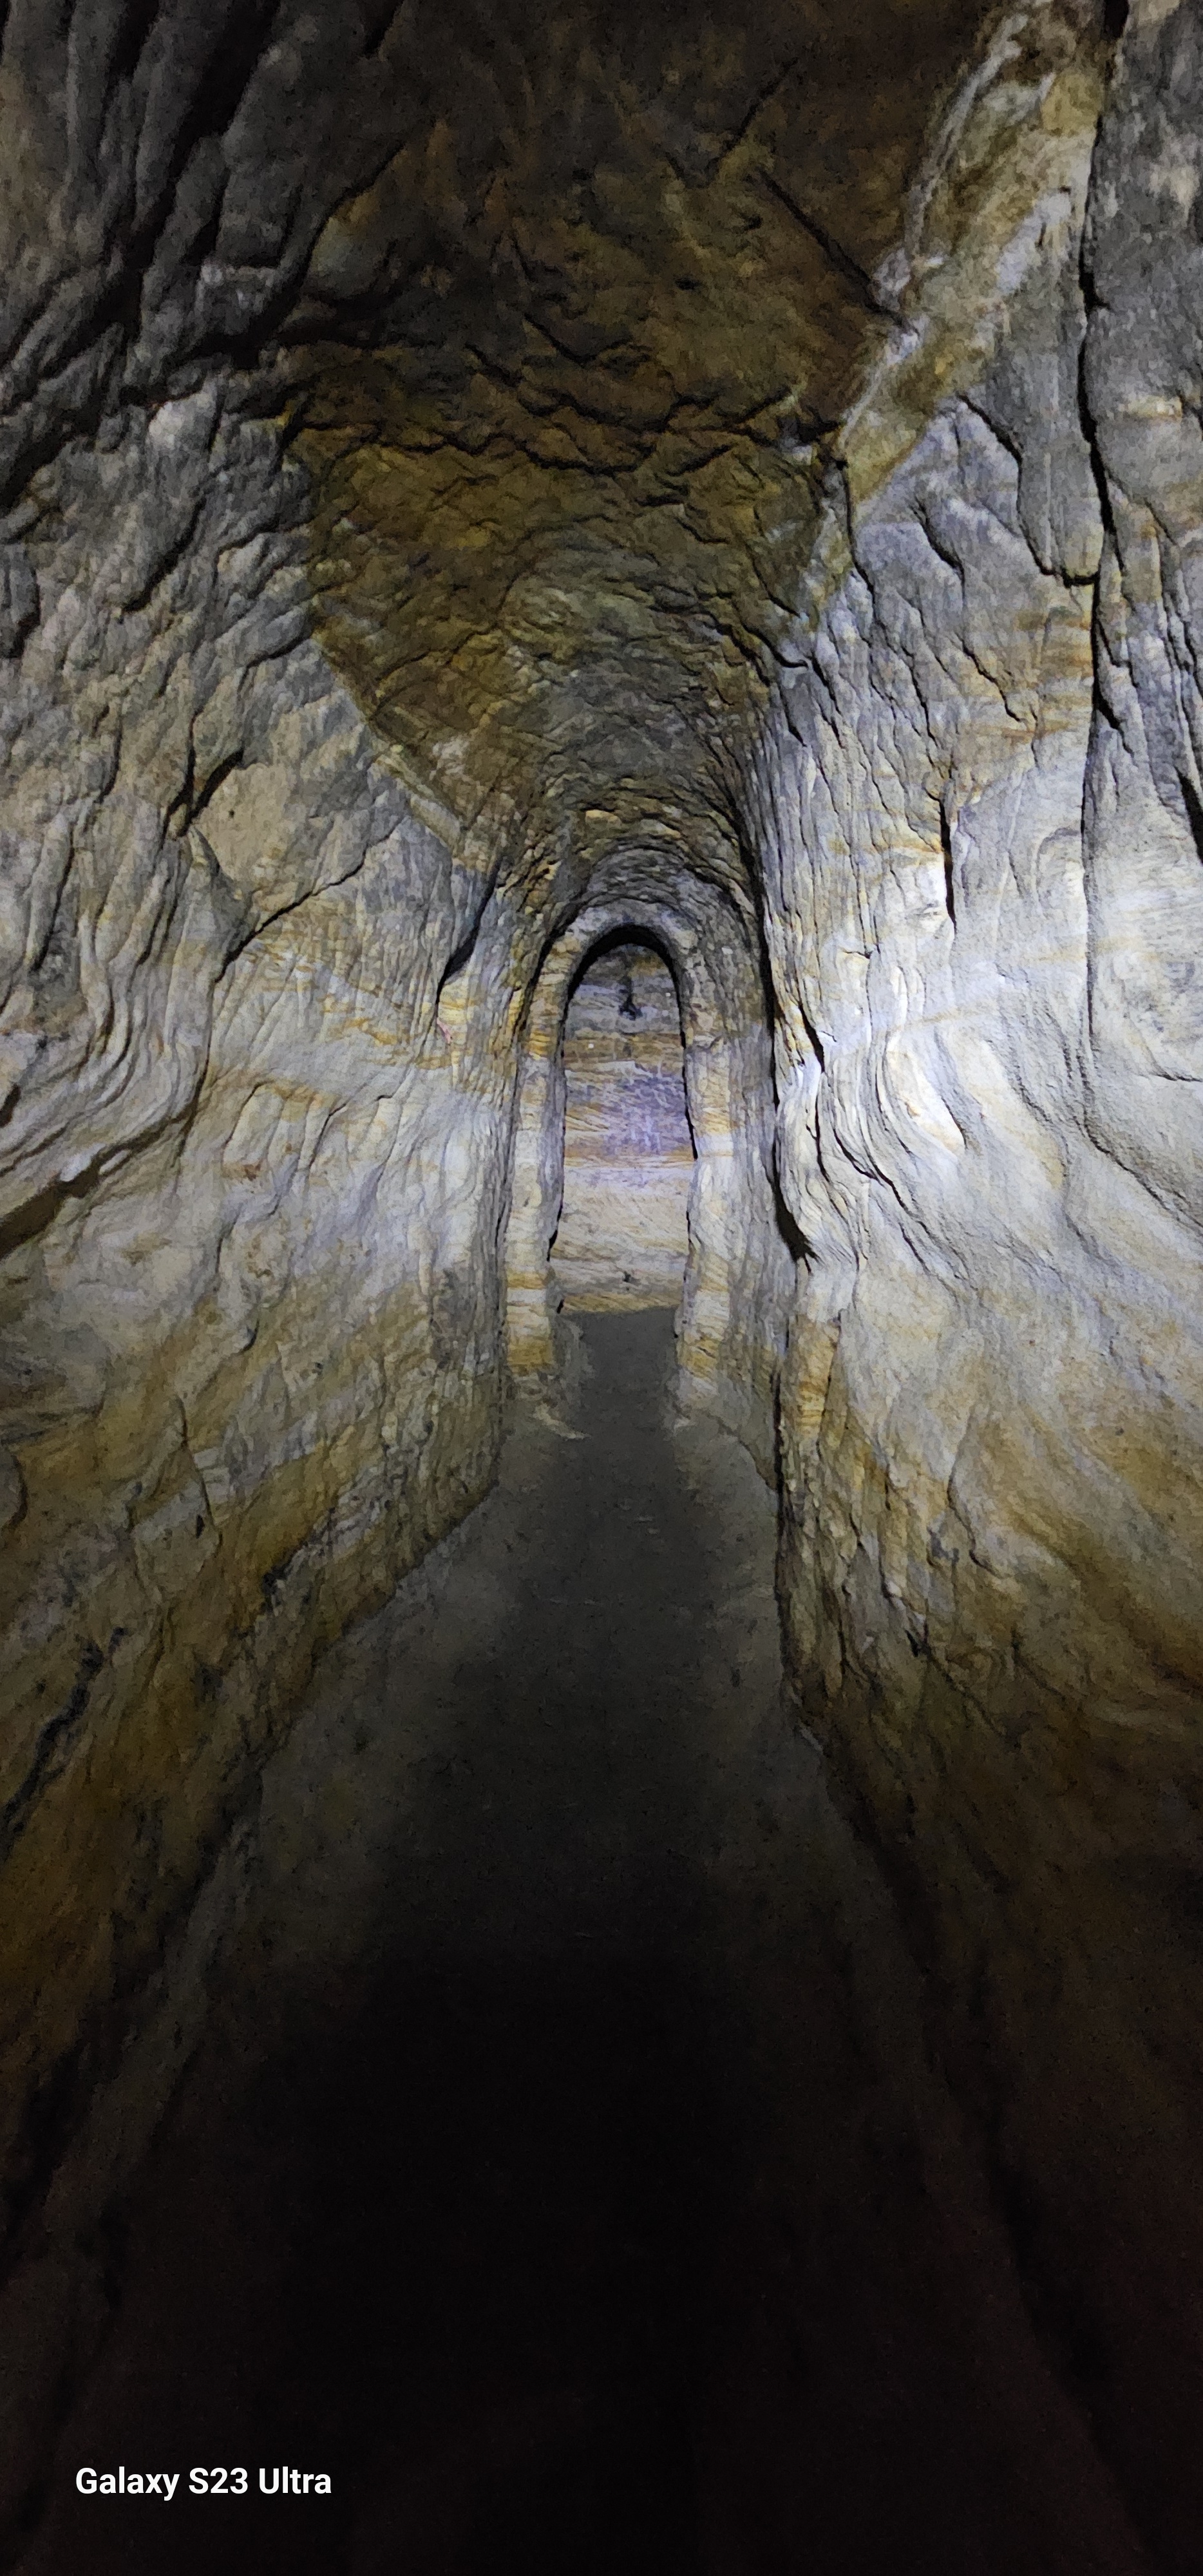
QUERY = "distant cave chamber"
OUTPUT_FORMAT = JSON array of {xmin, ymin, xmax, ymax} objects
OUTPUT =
[{"xmin": 552, "ymin": 938, "xmax": 695, "ymax": 1312}]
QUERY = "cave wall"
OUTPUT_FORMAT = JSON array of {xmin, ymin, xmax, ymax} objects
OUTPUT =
[
  {"xmin": 754, "ymin": 4, "xmax": 1203, "ymax": 2556},
  {"xmin": 0, "ymin": 381, "xmax": 520, "ymax": 2507}
]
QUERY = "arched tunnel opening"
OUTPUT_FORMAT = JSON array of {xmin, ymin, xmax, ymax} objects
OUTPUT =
[
  {"xmin": 2, "ymin": 3, "xmax": 1203, "ymax": 2572},
  {"xmin": 552, "ymin": 932, "xmax": 694, "ymax": 1315}
]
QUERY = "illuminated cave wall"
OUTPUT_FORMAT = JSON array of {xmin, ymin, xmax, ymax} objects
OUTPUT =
[{"xmin": 757, "ymin": 9, "xmax": 1203, "ymax": 2550}]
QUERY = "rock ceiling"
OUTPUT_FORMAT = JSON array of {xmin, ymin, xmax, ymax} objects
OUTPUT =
[
  {"xmin": 2, "ymin": 0, "xmax": 999, "ymax": 907},
  {"xmin": 293, "ymin": 0, "xmax": 1009, "ymax": 898},
  {"xmin": 290, "ymin": 0, "xmax": 996, "ymax": 889}
]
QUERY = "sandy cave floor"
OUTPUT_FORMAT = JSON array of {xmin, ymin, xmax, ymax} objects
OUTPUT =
[{"xmin": 21, "ymin": 1314, "xmax": 1148, "ymax": 2576}]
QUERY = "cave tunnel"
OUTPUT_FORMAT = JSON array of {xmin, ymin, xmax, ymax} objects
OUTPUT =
[
  {"xmin": 553, "ymin": 934, "xmax": 694, "ymax": 1315},
  {"xmin": 1, "ymin": 1, "xmax": 1202, "ymax": 2571}
]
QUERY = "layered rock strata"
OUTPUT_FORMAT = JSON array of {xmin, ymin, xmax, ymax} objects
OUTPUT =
[
  {"xmin": 755, "ymin": 4, "xmax": 1203, "ymax": 2558},
  {"xmin": 0, "ymin": 388, "xmax": 515, "ymax": 2519}
]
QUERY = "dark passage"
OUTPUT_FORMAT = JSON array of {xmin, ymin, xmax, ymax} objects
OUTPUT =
[{"xmin": 25, "ymin": 1319, "xmax": 1143, "ymax": 2575}]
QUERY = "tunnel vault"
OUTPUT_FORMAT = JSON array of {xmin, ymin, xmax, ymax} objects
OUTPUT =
[{"xmin": 3, "ymin": 1, "xmax": 1203, "ymax": 2566}]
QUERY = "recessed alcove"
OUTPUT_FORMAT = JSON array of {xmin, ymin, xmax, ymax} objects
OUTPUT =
[
  {"xmin": 504, "ymin": 889, "xmax": 790, "ymax": 1468},
  {"xmin": 552, "ymin": 935, "xmax": 694, "ymax": 1312}
]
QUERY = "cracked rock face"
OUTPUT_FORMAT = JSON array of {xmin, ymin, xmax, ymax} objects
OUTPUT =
[{"xmin": 1, "ymin": 0, "xmax": 1202, "ymax": 2562}]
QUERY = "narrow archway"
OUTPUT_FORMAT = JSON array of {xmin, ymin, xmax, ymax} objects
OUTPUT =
[
  {"xmin": 552, "ymin": 934, "xmax": 694, "ymax": 1314},
  {"xmin": 505, "ymin": 893, "xmax": 790, "ymax": 1468}
]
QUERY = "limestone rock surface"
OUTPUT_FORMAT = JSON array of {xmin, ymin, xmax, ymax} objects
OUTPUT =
[{"xmin": 753, "ymin": 6, "xmax": 1203, "ymax": 2555}]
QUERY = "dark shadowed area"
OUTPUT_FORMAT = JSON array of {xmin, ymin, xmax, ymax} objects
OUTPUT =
[{"xmin": 23, "ymin": 1321, "xmax": 1144, "ymax": 2575}]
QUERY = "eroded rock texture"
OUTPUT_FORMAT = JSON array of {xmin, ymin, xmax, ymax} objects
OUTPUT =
[
  {"xmin": 1, "ymin": 0, "xmax": 1200, "ymax": 2562},
  {"xmin": 757, "ymin": 3, "xmax": 1203, "ymax": 2555}
]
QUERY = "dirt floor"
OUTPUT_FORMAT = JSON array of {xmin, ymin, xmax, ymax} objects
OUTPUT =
[{"xmin": 21, "ymin": 1314, "xmax": 1149, "ymax": 2575}]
